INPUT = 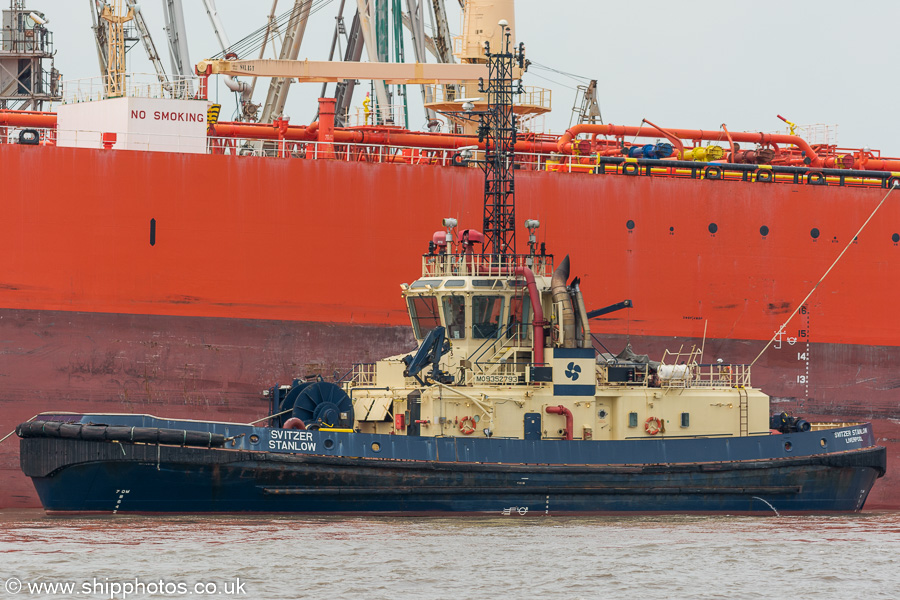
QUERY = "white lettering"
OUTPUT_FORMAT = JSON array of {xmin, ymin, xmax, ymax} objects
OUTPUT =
[
  {"xmin": 269, "ymin": 430, "xmax": 313, "ymax": 441},
  {"xmin": 474, "ymin": 374, "xmax": 518, "ymax": 384},
  {"xmin": 268, "ymin": 440, "xmax": 317, "ymax": 452}
]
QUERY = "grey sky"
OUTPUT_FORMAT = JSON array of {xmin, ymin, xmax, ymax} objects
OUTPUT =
[{"xmin": 34, "ymin": 0, "xmax": 900, "ymax": 155}]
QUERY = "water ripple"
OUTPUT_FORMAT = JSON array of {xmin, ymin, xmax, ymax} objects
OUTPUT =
[{"xmin": 0, "ymin": 511, "xmax": 898, "ymax": 599}]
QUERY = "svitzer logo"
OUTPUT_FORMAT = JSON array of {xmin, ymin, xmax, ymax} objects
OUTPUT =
[{"xmin": 564, "ymin": 362, "xmax": 581, "ymax": 381}]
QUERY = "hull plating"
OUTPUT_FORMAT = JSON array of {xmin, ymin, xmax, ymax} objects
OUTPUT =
[{"xmin": 22, "ymin": 437, "xmax": 884, "ymax": 514}]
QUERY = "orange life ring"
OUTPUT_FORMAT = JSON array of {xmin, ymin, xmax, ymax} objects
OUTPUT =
[
  {"xmin": 645, "ymin": 416, "xmax": 663, "ymax": 435},
  {"xmin": 459, "ymin": 416, "xmax": 477, "ymax": 435}
]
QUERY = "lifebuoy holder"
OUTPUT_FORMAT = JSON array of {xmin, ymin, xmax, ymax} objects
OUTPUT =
[
  {"xmin": 645, "ymin": 416, "xmax": 663, "ymax": 435},
  {"xmin": 459, "ymin": 415, "xmax": 477, "ymax": 435}
]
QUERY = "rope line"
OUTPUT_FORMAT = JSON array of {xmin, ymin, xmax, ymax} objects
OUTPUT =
[{"xmin": 750, "ymin": 183, "xmax": 897, "ymax": 367}]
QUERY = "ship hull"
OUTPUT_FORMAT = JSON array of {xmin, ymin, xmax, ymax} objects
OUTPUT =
[
  {"xmin": 20, "ymin": 431, "xmax": 885, "ymax": 514},
  {"xmin": 3, "ymin": 144, "xmax": 900, "ymax": 508}
]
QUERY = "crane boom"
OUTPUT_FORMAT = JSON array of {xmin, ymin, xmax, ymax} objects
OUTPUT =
[
  {"xmin": 163, "ymin": 0, "xmax": 192, "ymax": 92},
  {"xmin": 196, "ymin": 59, "xmax": 491, "ymax": 84},
  {"xmin": 259, "ymin": 0, "xmax": 312, "ymax": 123},
  {"xmin": 126, "ymin": 0, "xmax": 170, "ymax": 89}
]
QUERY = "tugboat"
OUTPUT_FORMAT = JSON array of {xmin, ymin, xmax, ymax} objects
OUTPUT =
[{"xmin": 17, "ymin": 28, "xmax": 885, "ymax": 514}]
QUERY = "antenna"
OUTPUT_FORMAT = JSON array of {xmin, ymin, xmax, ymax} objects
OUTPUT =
[{"xmin": 477, "ymin": 21, "xmax": 524, "ymax": 257}]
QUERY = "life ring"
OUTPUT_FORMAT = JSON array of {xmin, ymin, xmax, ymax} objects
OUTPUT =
[
  {"xmin": 645, "ymin": 416, "xmax": 663, "ymax": 435},
  {"xmin": 459, "ymin": 416, "xmax": 477, "ymax": 435}
]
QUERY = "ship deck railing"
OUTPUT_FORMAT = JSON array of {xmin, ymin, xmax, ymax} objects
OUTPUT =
[
  {"xmin": 0, "ymin": 27, "xmax": 54, "ymax": 56},
  {"xmin": 60, "ymin": 73, "xmax": 201, "ymax": 103},
  {"xmin": 5, "ymin": 124, "xmax": 897, "ymax": 191},
  {"xmin": 348, "ymin": 363, "xmax": 377, "ymax": 386},
  {"xmin": 421, "ymin": 253, "xmax": 554, "ymax": 278},
  {"xmin": 686, "ymin": 363, "xmax": 752, "ymax": 388}
]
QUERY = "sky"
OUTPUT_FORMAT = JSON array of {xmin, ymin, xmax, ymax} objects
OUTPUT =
[{"xmin": 33, "ymin": 0, "xmax": 900, "ymax": 155}]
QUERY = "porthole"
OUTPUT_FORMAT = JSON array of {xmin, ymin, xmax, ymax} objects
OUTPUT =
[
  {"xmin": 893, "ymin": 233, "xmax": 899, "ymax": 243},
  {"xmin": 760, "ymin": 225, "xmax": 769, "ymax": 237},
  {"xmin": 820, "ymin": 438, "xmax": 827, "ymax": 448},
  {"xmin": 626, "ymin": 219, "xmax": 635, "ymax": 230},
  {"xmin": 810, "ymin": 228, "xmax": 820, "ymax": 239},
  {"xmin": 249, "ymin": 434, "xmax": 259, "ymax": 444},
  {"xmin": 784, "ymin": 441, "xmax": 793, "ymax": 452},
  {"xmin": 371, "ymin": 442, "xmax": 381, "ymax": 453},
  {"xmin": 708, "ymin": 223, "xmax": 718, "ymax": 234},
  {"xmin": 323, "ymin": 438, "xmax": 335, "ymax": 450}
]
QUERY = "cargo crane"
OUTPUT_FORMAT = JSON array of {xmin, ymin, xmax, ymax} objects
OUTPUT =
[
  {"xmin": 89, "ymin": 0, "xmax": 174, "ymax": 96},
  {"xmin": 258, "ymin": 0, "xmax": 312, "ymax": 124}
]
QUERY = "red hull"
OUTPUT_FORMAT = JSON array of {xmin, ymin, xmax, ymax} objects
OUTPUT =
[{"xmin": 1, "ymin": 144, "xmax": 898, "ymax": 508}]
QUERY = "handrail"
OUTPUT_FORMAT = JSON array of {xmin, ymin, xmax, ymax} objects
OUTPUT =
[{"xmin": 470, "ymin": 321, "xmax": 521, "ymax": 370}]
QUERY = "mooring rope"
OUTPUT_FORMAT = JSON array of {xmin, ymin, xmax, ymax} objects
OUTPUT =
[{"xmin": 751, "ymin": 182, "xmax": 897, "ymax": 367}]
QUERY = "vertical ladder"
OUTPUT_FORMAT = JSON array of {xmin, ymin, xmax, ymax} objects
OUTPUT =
[{"xmin": 738, "ymin": 387, "xmax": 749, "ymax": 436}]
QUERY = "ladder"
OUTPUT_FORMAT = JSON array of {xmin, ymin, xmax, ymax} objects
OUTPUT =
[{"xmin": 738, "ymin": 387, "xmax": 749, "ymax": 436}]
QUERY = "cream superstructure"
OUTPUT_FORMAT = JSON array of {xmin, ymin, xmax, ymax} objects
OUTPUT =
[{"xmin": 347, "ymin": 224, "xmax": 769, "ymax": 442}]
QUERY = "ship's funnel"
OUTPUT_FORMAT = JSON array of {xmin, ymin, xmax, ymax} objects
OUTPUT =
[
  {"xmin": 459, "ymin": 0, "xmax": 516, "ymax": 63},
  {"xmin": 551, "ymin": 255, "xmax": 576, "ymax": 349}
]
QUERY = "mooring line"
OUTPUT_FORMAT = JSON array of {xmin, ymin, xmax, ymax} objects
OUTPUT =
[
  {"xmin": 751, "ymin": 182, "xmax": 897, "ymax": 367},
  {"xmin": 752, "ymin": 496, "xmax": 781, "ymax": 516}
]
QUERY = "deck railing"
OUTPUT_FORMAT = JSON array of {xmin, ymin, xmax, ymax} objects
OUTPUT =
[
  {"xmin": 3, "ymin": 123, "xmax": 897, "ymax": 190},
  {"xmin": 421, "ymin": 253, "xmax": 554, "ymax": 278},
  {"xmin": 60, "ymin": 73, "xmax": 200, "ymax": 103}
]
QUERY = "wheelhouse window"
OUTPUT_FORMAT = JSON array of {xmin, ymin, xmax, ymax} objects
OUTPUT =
[
  {"xmin": 472, "ymin": 295, "xmax": 504, "ymax": 339},
  {"xmin": 442, "ymin": 296, "xmax": 466, "ymax": 340},
  {"xmin": 408, "ymin": 295, "xmax": 441, "ymax": 339}
]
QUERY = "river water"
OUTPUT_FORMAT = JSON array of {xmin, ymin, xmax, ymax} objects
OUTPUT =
[{"xmin": 1, "ymin": 510, "xmax": 898, "ymax": 599}]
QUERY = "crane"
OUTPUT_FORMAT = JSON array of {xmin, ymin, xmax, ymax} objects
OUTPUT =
[
  {"xmin": 162, "ymin": 0, "xmax": 192, "ymax": 93},
  {"xmin": 195, "ymin": 58, "xmax": 490, "ymax": 85},
  {"xmin": 258, "ymin": 0, "xmax": 313, "ymax": 124}
]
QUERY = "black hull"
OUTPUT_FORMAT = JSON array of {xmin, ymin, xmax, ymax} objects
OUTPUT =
[{"xmin": 22, "ymin": 437, "xmax": 885, "ymax": 515}]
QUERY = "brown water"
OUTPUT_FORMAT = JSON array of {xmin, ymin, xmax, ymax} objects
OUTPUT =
[{"xmin": 1, "ymin": 510, "xmax": 898, "ymax": 599}]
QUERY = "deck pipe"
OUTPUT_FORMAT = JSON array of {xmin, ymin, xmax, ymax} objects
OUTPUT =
[
  {"xmin": 515, "ymin": 266, "xmax": 546, "ymax": 368},
  {"xmin": 545, "ymin": 405, "xmax": 574, "ymax": 440},
  {"xmin": 550, "ymin": 255, "xmax": 576, "ymax": 349},
  {"xmin": 0, "ymin": 109, "xmax": 56, "ymax": 128},
  {"xmin": 641, "ymin": 118, "xmax": 684, "ymax": 159},
  {"xmin": 558, "ymin": 123, "xmax": 825, "ymax": 167},
  {"xmin": 572, "ymin": 279, "xmax": 591, "ymax": 349},
  {"xmin": 4, "ymin": 106, "xmax": 898, "ymax": 172}
]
